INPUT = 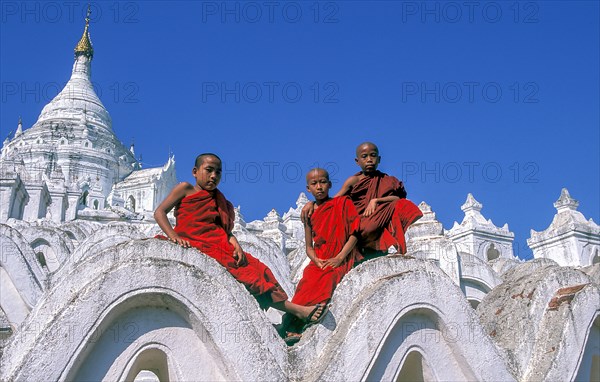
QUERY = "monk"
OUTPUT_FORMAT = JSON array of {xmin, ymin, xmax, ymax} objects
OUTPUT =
[
  {"xmin": 154, "ymin": 153, "xmax": 325, "ymax": 325},
  {"xmin": 302, "ymin": 142, "xmax": 423, "ymax": 263},
  {"xmin": 283, "ymin": 168, "xmax": 360, "ymax": 345}
]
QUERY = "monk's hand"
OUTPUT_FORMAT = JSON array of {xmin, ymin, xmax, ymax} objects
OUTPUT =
[
  {"xmin": 363, "ymin": 199, "xmax": 378, "ymax": 217},
  {"xmin": 169, "ymin": 234, "xmax": 191, "ymax": 248},
  {"xmin": 233, "ymin": 247, "xmax": 247, "ymax": 266},
  {"xmin": 300, "ymin": 202, "xmax": 315, "ymax": 224},
  {"xmin": 312, "ymin": 257, "xmax": 325, "ymax": 269},
  {"xmin": 323, "ymin": 256, "xmax": 344, "ymax": 269}
]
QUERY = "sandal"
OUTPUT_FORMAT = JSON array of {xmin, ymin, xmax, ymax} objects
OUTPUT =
[
  {"xmin": 302, "ymin": 304, "xmax": 329, "ymax": 331},
  {"xmin": 284, "ymin": 332, "xmax": 302, "ymax": 346}
]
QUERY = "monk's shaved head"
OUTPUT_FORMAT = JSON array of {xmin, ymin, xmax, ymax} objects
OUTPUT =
[
  {"xmin": 356, "ymin": 142, "xmax": 379, "ymax": 156},
  {"xmin": 195, "ymin": 153, "xmax": 221, "ymax": 167},
  {"xmin": 306, "ymin": 168, "xmax": 329, "ymax": 183}
]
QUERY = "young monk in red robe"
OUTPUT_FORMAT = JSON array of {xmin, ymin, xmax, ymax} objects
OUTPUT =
[
  {"xmin": 282, "ymin": 168, "xmax": 360, "ymax": 345},
  {"xmin": 302, "ymin": 142, "xmax": 423, "ymax": 263},
  {"xmin": 154, "ymin": 153, "xmax": 325, "ymax": 325}
]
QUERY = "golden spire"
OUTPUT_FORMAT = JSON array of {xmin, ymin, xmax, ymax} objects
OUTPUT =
[{"xmin": 74, "ymin": 5, "xmax": 94, "ymax": 59}]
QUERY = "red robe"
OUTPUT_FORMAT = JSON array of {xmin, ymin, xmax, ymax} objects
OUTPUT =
[
  {"xmin": 156, "ymin": 189, "xmax": 288, "ymax": 308},
  {"xmin": 347, "ymin": 171, "xmax": 423, "ymax": 255},
  {"xmin": 292, "ymin": 196, "xmax": 360, "ymax": 306}
]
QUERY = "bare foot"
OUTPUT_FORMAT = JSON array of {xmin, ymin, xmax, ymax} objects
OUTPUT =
[
  {"xmin": 276, "ymin": 301, "xmax": 327, "ymax": 324},
  {"xmin": 299, "ymin": 304, "xmax": 325, "ymax": 322}
]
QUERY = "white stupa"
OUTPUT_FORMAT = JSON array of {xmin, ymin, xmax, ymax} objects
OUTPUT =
[{"xmin": 0, "ymin": 9, "xmax": 176, "ymax": 223}]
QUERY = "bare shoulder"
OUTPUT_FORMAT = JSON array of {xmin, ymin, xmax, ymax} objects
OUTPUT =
[
  {"xmin": 343, "ymin": 174, "xmax": 360, "ymax": 187},
  {"xmin": 172, "ymin": 182, "xmax": 196, "ymax": 197},
  {"xmin": 335, "ymin": 175, "xmax": 360, "ymax": 197}
]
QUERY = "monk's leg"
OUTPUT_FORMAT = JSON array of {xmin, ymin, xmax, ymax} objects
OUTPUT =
[
  {"xmin": 271, "ymin": 300, "xmax": 325, "ymax": 323},
  {"xmin": 292, "ymin": 263, "xmax": 333, "ymax": 306},
  {"xmin": 388, "ymin": 199, "xmax": 424, "ymax": 254},
  {"xmin": 226, "ymin": 251, "xmax": 287, "ymax": 297}
]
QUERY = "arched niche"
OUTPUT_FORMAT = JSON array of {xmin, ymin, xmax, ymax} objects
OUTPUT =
[
  {"xmin": 133, "ymin": 369, "xmax": 160, "ymax": 382},
  {"xmin": 65, "ymin": 292, "xmax": 229, "ymax": 382},
  {"xmin": 591, "ymin": 249, "xmax": 599, "ymax": 265},
  {"xmin": 574, "ymin": 315, "xmax": 600, "ymax": 382},
  {"xmin": 396, "ymin": 348, "xmax": 436, "ymax": 382},
  {"xmin": 461, "ymin": 278, "xmax": 492, "ymax": 307},
  {"xmin": 364, "ymin": 307, "xmax": 475, "ymax": 381},
  {"xmin": 79, "ymin": 190, "xmax": 89, "ymax": 208},
  {"xmin": 64, "ymin": 230, "xmax": 77, "ymax": 241},
  {"xmin": 125, "ymin": 347, "xmax": 171, "ymax": 382},
  {"xmin": 468, "ymin": 299, "xmax": 481, "ymax": 310},
  {"xmin": 30, "ymin": 238, "xmax": 59, "ymax": 271},
  {"xmin": 126, "ymin": 195, "xmax": 136, "ymax": 212},
  {"xmin": 486, "ymin": 243, "xmax": 500, "ymax": 261}
]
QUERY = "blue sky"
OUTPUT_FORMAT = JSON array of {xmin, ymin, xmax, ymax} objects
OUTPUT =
[{"xmin": 1, "ymin": 1, "xmax": 598, "ymax": 259}]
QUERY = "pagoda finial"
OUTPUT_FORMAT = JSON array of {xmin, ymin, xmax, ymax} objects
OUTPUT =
[
  {"xmin": 74, "ymin": 4, "xmax": 94, "ymax": 59},
  {"xmin": 554, "ymin": 188, "xmax": 579, "ymax": 212},
  {"xmin": 461, "ymin": 193, "xmax": 483, "ymax": 214},
  {"xmin": 16, "ymin": 116, "xmax": 23, "ymax": 135}
]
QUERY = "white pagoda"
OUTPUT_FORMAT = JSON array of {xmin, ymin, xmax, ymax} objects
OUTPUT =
[{"xmin": 0, "ymin": 11, "xmax": 176, "ymax": 223}]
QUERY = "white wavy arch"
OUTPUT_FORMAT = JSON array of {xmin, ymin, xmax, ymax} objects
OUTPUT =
[
  {"xmin": 363, "ymin": 305, "xmax": 478, "ymax": 381},
  {"xmin": 0, "ymin": 239, "xmax": 288, "ymax": 381},
  {"xmin": 574, "ymin": 313, "xmax": 600, "ymax": 382},
  {"xmin": 0, "ymin": 224, "xmax": 46, "ymax": 326},
  {"xmin": 63, "ymin": 290, "xmax": 228, "ymax": 381},
  {"xmin": 61, "ymin": 220, "xmax": 101, "ymax": 241},
  {"xmin": 17, "ymin": 225, "xmax": 74, "ymax": 267},
  {"xmin": 290, "ymin": 257, "xmax": 515, "ymax": 382},
  {"xmin": 69, "ymin": 224, "xmax": 146, "ymax": 263},
  {"xmin": 524, "ymin": 287, "xmax": 600, "ymax": 382},
  {"xmin": 477, "ymin": 260, "xmax": 599, "ymax": 381}
]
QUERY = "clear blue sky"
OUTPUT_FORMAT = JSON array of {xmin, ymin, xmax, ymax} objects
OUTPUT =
[{"xmin": 1, "ymin": 1, "xmax": 598, "ymax": 259}]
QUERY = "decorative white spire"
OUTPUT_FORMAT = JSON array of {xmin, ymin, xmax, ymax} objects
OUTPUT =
[
  {"xmin": 554, "ymin": 188, "xmax": 579, "ymax": 213},
  {"xmin": 36, "ymin": 9, "xmax": 111, "ymax": 130},
  {"xmin": 265, "ymin": 209, "xmax": 282, "ymax": 222},
  {"xmin": 461, "ymin": 193, "xmax": 483, "ymax": 216},
  {"xmin": 234, "ymin": 206, "xmax": 246, "ymax": 228},
  {"xmin": 296, "ymin": 192, "xmax": 309, "ymax": 209},
  {"xmin": 417, "ymin": 201, "xmax": 435, "ymax": 222},
  {"xmin": 529, "ymin": 189, "xmax": 599, "ymax": 266},
  {"xmin": 15, "ymin": 116, "xmax": 23, "ymax": 136}
]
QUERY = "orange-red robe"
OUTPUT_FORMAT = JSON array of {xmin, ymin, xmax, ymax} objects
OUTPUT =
[
  {"xmin": 346, "ymin": 171, "xmax": 423, "ymax": 256},
  {"xmin": 156, "ymin": 189, "xmax": 288, "ymax": 308},
  {"xmin": 292, "ymin": 196, "xmax": 360, "ymax": 306}
]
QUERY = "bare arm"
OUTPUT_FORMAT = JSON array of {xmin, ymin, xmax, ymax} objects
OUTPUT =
[
  {"xmin": 228, "ymin": 234, "xmax": 247, "ymax": 266},
  {"xmin": 334, "ymin": 175, "xmax": 359, "ymax": 198},
  {"xmin": 154, "ymin": 182, "xmax": 192, "ymax": 247},
  {"xmin": 300, "ymin": 202, "xmax": 314, "ymax": 224},
  {"xmin": 363, "ymin": 195, "xmax": 401, "ymax": 217},
  {"xmin": 322, "ymin": 234, "xmax": 358, "ymax": 268},
  {"xmin": 304, "ymin": 219, "xmax": 324, "ymax": 268}
]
